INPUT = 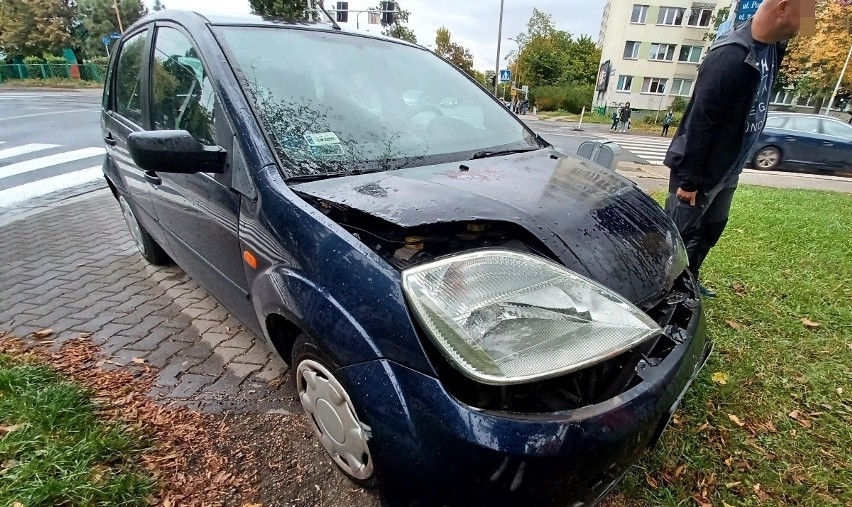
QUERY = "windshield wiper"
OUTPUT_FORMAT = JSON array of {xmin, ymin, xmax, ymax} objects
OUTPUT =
[
  {"xmin": 286, "ymin": 170, "xmax": 372, "ymax": 183},
  {"xmin": 470, "ymin": 147, "xmax": 540, "ymax": 160}
]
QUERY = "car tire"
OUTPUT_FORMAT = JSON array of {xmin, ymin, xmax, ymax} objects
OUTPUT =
[
  {"xmin": 753, "ymin": 146, "xmax": 782, "ymax": 171},
  {"xmin": 292, "ymin": 334, "xmax": 378, "ymax": 487},
  {"xmin": 117, "ymin": 195, "xmax": 171, "ymax": 265}
]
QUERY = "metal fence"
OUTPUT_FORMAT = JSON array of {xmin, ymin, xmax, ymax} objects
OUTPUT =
[{"xmin": 0, "ymin": 64, "xmax": 108, "ymax": 83}]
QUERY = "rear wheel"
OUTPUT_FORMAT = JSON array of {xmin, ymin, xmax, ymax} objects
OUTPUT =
[
  {"xmin": 118, "ymin": 195, "xmax": 171, "ymax": 265},
  {"xmin": 293, "ymin": 335, "xmax": 376, "ymax": 485},
  {"xmin": 754, "ymin": 146, "xmax": 781, "ymax": 170}
]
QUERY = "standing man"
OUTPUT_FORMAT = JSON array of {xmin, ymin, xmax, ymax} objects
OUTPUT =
[
  {"xmin": 618, "ymin": 102, "xmax": 631, "ymax": 133},
  {"xmin": 661, "ymin": 110, "xmax": 674, "ymax": 137},
  {"xmin": 611, "ymin": 108, "xmax": 620, "ymax": 131},
  {"xmin": 663, "ymin": 0, "xmax": 803, "ymax": 297}
]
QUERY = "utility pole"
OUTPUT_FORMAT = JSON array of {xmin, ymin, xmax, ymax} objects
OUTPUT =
[
  {"xmin": 826, "ymin": 43, "xmax": 852, "ymax": 116},
  {"xmin": 494, "ymin": 0, "xmax": 504, "ymax": 96},
  {"xmin": 113, "ymin": 0, "xmax": 124, "ymax": 33}
]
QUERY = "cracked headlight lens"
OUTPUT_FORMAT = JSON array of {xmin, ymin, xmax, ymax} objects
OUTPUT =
[{"xmin": 402, "ymin": 250, "xmax": 662, "ymax": 385}]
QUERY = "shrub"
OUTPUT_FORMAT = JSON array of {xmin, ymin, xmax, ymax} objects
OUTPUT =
[
  {"xmin": 22, "ymin": 56, "xmax": 45, "ymax": 79},
  {"xmin": 530, "ymin": 83, "xmax": 594, "ymax": 114},
  {"xmin": 671, "ymin": 96, "xmax": 687, "ymax": 113}
]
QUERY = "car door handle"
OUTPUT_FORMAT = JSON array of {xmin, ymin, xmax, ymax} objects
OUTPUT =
[
  {"xmin": 823, "ymin": 142, "xmax": 834, "ymax": 147},
  {"xmin": 144, "ymin": 171, "xmax": 162, "ymax": 186},
  {"xmin": 785, "ymin": 137, "xmax": 796, "ymax": 142},
  {"xmin": 103, "ymin": 134, "xmax": 117, "ymax": 146}
]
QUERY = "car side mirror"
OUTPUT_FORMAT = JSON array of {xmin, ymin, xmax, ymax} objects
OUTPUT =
[{"xmin": 127, "ymin": 130, "xmax": 226, "ymax": 174}]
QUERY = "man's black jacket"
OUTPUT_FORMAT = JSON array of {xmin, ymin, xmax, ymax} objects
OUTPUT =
[{"xmin": 664, "ymin": 20, "xmax": 786, "ymax": 193}]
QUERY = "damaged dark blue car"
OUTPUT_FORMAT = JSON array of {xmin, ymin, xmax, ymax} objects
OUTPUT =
[{"xmin": 101, "ymin": 10, "xmax": 711, "ymax": 506}]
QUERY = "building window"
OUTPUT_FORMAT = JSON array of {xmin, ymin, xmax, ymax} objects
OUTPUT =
[
  {"xmin": 631, "ymin": 4, "xmax": 649, "ymax": 23},
  {"xmin": 642, "ymin": 77, "xmax": 668, "ymax": 94},
  {"xmin": 688, "ymin": 8, "xmax": 714, "ymax": 27},
  {"xmin": 649, "ymin": 43, "xmax": 676, "ymax": 61},
  {"xmin": 678, "ymin": 45, "xmax": 703, "ymax": 63},
  {"xmin": 617, "ymin": 75, "xmax": 633, "ymax": 91},
  {"xmin": 623, "ymin": 41, "xmax": 640, "ymax": 59},
  {"xmin": 671, "ymin": 78, "xmax": 693, "ymax": 96},
  {"xmin": 796, "ymin": 95, "xmax": 814, "ymax": 107},
  {"xmin": 771, "ymin": 90, "xmax": 796, "ymax": 105},
  {"xmin": 657, "ymin": 7, "xmax": 685, "ymax": 26}
]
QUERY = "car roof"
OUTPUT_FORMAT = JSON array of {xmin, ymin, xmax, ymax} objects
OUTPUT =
[{"xmin": 131, "ymin": 9, "xmax": 421, "ymax": 48}]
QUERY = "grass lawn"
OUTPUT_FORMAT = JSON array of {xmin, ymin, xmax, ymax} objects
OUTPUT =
[
  {"xmin": 606, "ymin": 186, "xmax": 852, "ymax": 506},
  {"xmin": 0, "ymin": 353, "xmax": 153, "ymax": 505}
]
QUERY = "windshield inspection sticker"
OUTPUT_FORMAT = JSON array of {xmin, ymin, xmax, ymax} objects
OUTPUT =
[{"xmin": 304, "ymin": 132, "xmax": 345, "ymax": 158}]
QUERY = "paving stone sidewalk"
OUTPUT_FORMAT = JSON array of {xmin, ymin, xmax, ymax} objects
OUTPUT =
[{"xmin": 0, "ymin": 189, "xmax": 297, "ymax": 414}]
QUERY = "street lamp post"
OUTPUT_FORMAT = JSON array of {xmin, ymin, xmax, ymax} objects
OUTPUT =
[
  {"xmin": 494, "ymin": 0, "xmax": 505, "ymax": 95},
  {"xmin": 825, "ymin": 43, "xmax": 852, "ymax": 116}
]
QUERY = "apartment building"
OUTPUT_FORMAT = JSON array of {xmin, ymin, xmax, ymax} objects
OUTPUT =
[{"xmin": 595, "ymin": 0, "xmax": 727, "ymax": 114}]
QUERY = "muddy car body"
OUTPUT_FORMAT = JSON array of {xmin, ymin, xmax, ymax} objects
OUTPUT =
[{"xmin": 101, "ymin": 10, "xmax": 711, "ymax": 506}]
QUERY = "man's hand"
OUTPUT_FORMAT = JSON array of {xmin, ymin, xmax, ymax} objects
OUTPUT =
[{"xmin": 677, "ymin": 187, "xmax": 698, "ymax": 206}]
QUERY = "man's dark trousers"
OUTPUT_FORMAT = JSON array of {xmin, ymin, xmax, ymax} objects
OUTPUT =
[{"xmin": 665, "ymin": 172, "xmax": 740, "ymax": 279}]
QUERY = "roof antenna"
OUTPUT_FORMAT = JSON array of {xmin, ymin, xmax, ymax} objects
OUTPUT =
[{"xmin": 315, "ymin": 1, "xmax": 342, "ymax": 30}]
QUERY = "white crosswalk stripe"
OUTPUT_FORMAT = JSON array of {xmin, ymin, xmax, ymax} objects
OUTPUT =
[
  {"xmin": 0, "ymin": 143, "xmax": 60, "ymax": 161},
  {"xmin": 0, "ymin": 141, "xmax": 105, "ymax": 208},
  {"xmin": 595, "ymin": 133, "xmax": 673, "ymax": 165}
]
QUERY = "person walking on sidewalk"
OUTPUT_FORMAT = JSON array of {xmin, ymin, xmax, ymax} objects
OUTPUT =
[
  {"xmin": 661, "ymin": 110, "xmax": 674, "ymax": 136},
  {"xmin": 663, "ymin": 0, "xmax": 803, "ymax": 297},
  {"xmin": 611, "ymin": 109, "xmax": 619, "ymax": 131},
  {"xmin": 618, "ymin": 102, "xmax": 631, "ymax": 133}
]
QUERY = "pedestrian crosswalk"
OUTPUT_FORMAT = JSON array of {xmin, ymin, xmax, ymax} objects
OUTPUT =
[
  {"xmin": 0, "ymin": 140, "xmax": 105, "ymax": 208},
  {"xmin": 595, "ymin": 133, "xmax": 673, "ymax": 166}
]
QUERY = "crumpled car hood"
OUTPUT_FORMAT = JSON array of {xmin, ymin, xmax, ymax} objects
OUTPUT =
[{"xmin": 292, "ymin": 149, "xmax": 686, "ymax": 305}]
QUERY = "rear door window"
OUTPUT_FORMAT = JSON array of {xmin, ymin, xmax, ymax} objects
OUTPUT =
[
  {"xmin": 789, "ymin": 117, "xmax": 821, "ymax": 135},
  {"xmin": 821, "ymin": 119, "xmax": 852, "ymax": 139},
  {"xmin": 114, "ymin": 30, "xmax": 149, "ymax": 125}
]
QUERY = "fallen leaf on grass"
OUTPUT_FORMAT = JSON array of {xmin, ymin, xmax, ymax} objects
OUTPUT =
[
  {"xmin": 788, "ymin": 410, "xmax": 812, "ymax": 428},
  {"xmin": 753, "ymin": 483, "xmax": 771, "ymax": 503},
  {"xmin": 725, "ymin": 481, "xmax": 741, "ymax": 488},
  {"xmin": 801, "ymin": 318, "xmax": 821, "ymax": 329},
  {"xmin": 837, "ymin": 387, "xmax": 843, "ymax": 395},
  {"xmin": 712, "ymin": 372, "xmax": 729, "ymax": 385},
  {"xmin": 13, "ymin": 502, "xmax": 23, "ymax": 507},
  {"xmin": 695, "ymin": 422, "xmax": 711, "ymax": 433},
  {"xmin": 731, "ymin": 282, "xmax": 747, "ymax": 296},
  {"xmin": 728, "ymin": 414, "xmax": 746, "ymax": 427},
  {"xmin": 0, "ymin": 424, "xmax": 24, "ymax": 437},
  {"xmin": 674, "ymin": 464, "xmax": 686, "ymax": 478},
  {"xmin": 645, "ymin": 474, "xmax": 659, "ymax": 489},
  {"xmin": 31, "ymin": 329, "xmax": 53, "ymax": 339},
  {"xmin": 725, "ymin": 320, "xmax": 744, "ymax": 330},
  {"xmin": 240, "ymin": 504, "xmax": 263, "ymax": 507}
]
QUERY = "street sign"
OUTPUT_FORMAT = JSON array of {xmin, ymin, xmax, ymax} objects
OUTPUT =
[
  {"xmin": 521, "ymin": 85, "xmax": 529, "ymax": 93},
  {"xmin": 499, "ymin": 69, "xmax": 511, "ymax": 83},
  {"xmin": 109, "ymin": 32, "xmax": 122, "ymax": 39},
  {"xmin": 102, "ymin": 36, "xmax": 111, "ymax": 46},
  {"xmin": 736, "ymin": 0, "xmax": 763, "ymax": 22}
]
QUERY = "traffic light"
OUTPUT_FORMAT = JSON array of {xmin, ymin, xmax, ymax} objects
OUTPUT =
[
  {"xmin": 381, "ymin": 1, "xmax": 395, "ymax": 25},
  {"xmin": 336, "ymin": 2, "xmax": 348, "ymax": 22},
  {"xmin": 491, "ymin": 75, "xmax": 497, "ymax": 87}
]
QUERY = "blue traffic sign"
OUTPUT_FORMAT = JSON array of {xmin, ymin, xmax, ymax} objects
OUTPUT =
[
  {"xmin": 110, "ymin": 32, "xmax": 122, "ymax": 39},
  {"xmin": 499, "ymin": 69, "xmax": 511, "ymax": 83},
  {"xmin": 102, "ymin": 36, "xmax": 111, "ymax": 46}
]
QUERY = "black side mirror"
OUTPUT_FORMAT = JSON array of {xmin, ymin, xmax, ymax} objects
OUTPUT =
[{"xmin": 127, "ymin": 130, "xmax": 226, "ymax": 174}]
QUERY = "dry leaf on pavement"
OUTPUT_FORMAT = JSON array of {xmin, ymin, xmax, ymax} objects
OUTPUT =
[
  {"xmin": 801, "ymin": 318, "xmax": 821, "ymax": 329},
  {"xmin": 712, "ymin": 372, "xmax": 729, "ymax": 385},
  {"xmin": 131, "ymin": 358, "xmax": 146, "ymax": 364},
  {"xmin": 728, "ymin": 414, "xmax": 746, "ymax": 427},
  {"xmin": 31, "ymin": 329, "xmax": 53, "ymax": 339}
]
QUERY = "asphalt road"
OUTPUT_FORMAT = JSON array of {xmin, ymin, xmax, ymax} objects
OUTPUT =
[{"xmin": 0, "ymin": 88, "xmax": 104, "ymax": 208}]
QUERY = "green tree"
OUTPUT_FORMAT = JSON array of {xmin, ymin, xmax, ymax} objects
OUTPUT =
[
  {"xmin": 434, "ymin": 27, "xmax": 475, "ymax": 76},
  {"xmin": 249, "ymin": 0, "xmax": 310, "ymax": 20},
  {"xmin": 671, "ymin": 96, "xmax": 687, "ymax": 113},
  {"xmin": 0, "ymin": 0, "xmax": 77, "ymax": 57},
  {"xmin": 78, "ymin": 0, "xmax": 147, "ymax": 58},
  {"xmin": 152, "ymin": 0, "xmax": 166, "ymax": 10},
  {"xmin": 704, "ymin": 6, "xmax": 730, "ymax": 42},
  {"xmin": 509, "ymin": 9, "xmax": 601, "ymax": 88},
  {"xmin": 377, "ymin": 2, "xmax": 416, "ymax": 43}
]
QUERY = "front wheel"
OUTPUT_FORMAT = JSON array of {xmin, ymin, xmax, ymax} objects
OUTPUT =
[
  {"xmin": 118, "ymin": 196, "xmax": 171, "ymax": 265},
  {"xmin": 293, "ymin": 335, "xmax": 376, "ymax": 485},
  {"xmin": 754, "ymin": 146, "xmax": 782, "ymax": 170}
]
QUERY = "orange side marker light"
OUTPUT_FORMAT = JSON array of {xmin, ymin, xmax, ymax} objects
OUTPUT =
[{"xmin": 243, "ymin": 250, "xmax": 258, "ymax": 270}]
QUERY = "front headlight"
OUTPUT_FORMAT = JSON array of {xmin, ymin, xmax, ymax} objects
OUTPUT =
[{"xmin": 402, "ymin": 250, "xmax": 662, "ymax": 385}]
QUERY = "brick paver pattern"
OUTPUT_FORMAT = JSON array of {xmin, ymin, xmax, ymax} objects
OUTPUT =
[{"xmin": 0, "ymin": 189, "xmax": 297, "ymax": 413}]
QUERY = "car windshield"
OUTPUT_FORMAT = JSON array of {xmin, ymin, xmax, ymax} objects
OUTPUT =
[{"xmin": 214, "ymin": 26, "xmax": 540, "ymax": 179}]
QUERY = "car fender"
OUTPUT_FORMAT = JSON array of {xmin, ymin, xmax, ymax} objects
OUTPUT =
[{"xmin": 250, "ymin": 264, "xmax": 387, "ymax": 369}]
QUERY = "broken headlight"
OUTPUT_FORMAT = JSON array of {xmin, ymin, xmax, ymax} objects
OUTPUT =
[{"xmin": 402, "ymin": 250, "xmax": 662, "ymax": 385}]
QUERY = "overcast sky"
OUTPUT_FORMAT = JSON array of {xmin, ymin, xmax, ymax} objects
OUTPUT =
[{"xmin": 144, "ymin": 0, "xmax": 607, "ymax": 71}]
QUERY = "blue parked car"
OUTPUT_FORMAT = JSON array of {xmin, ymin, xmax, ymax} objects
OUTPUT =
[
  {"xmin": 101, "ymin": 10, "xmax": 711, "ymax": 506},
  {"xmin": 750, "ymin": 112, "xmax": 852, "ymax": 173}
]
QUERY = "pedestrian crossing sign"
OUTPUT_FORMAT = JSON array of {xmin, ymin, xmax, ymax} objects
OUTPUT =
[{"xmin": 499, "ymin": 70, "xmax": 511, "ymax": 83}]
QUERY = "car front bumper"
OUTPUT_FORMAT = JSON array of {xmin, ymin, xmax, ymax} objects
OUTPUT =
[{"xmin": 340, "ymin": 289, "xmax": 711, "ymax": 506}]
